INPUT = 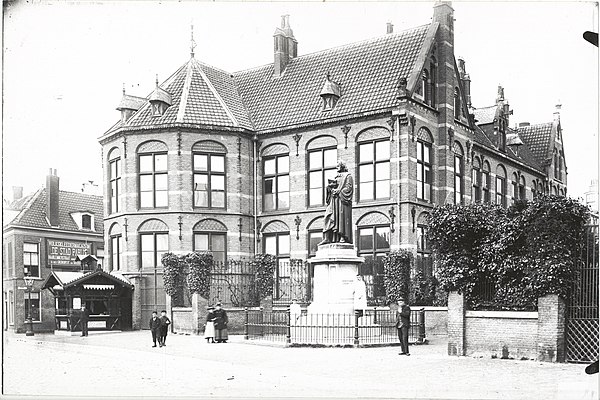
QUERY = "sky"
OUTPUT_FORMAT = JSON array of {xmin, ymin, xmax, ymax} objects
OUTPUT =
[{"xmin": 3, "ymin": 1, "xmax": 598, "ymax": 202}]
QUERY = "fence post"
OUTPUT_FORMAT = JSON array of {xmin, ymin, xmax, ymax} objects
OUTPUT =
[
  {"xmin": 244, "ymin": 307, "xmax": 249, "ymax": 340},
  {"xmin": 286, "ymin": 308, "xmax": 291, "ymax": 345},
  {"xmin": 354, "ymin": 312, "xmax": 360, "ymax": 347},
  {"xmin": 259, "ymin": 306, "xmax": 264, "ymax": 337},
  {"xmin": 373, "ymin": 307, "xmax": 378, "ymax": 324},
  {"xmin": 418, "ymin": 308, "xmax": 426, "ymax": 344}
]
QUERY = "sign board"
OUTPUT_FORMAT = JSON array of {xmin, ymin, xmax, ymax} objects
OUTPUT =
[
  {"xmin": 88, "ymin": 321, "xmax": 106, "ymax": 329},
  {"xmin": 47, "ymin": 240, "xmax": 92, "ymax": 265}
]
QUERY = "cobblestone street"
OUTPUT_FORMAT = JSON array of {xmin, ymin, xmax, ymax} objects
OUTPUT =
[{"xmin": 2, "ymin": 331, "xmax": 597, "ymax": 399}]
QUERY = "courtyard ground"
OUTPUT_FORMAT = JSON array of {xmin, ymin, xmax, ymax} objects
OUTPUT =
[{"xmin": 2, "ymin": 330, "xmax": 597, "ymax": 399}]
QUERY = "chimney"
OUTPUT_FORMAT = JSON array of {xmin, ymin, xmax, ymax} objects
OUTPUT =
[
  {"xmin": 386, "ymin": 22, "xmax": 394, "ymax": 34},
  {"xmin": 12, "ymin": 186, "xmax": 23, "ymax": 202},
  {"xmin": 433, "ymin": 1, "xmax": 454, "ymax": 44},
  {"xmin": 273, "ymin": 15, "xmax": 297, "ymax": 78},
  {"xmin": 46, "ymin": 168, "xmax": 60, "ymax": 227},
  {"xmin": 457, "ymin": 57, "xmax": 472, "ymax": 108}
]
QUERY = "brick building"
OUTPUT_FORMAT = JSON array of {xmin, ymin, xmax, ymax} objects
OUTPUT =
[
  {"xmin": 98, "ymin": 2, "xmax": 567, "ymax": 329},
  {"xmin": 3, "ymin": 170, "xmax": 105, "ymax": 333}
]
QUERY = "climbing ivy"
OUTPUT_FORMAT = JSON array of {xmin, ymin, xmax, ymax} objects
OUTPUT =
[{"xmin": 382, "ymin": 250, "xmax": 412, "ymax": 303}]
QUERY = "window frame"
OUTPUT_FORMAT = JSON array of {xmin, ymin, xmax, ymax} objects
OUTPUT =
[
  {"xmin": 24, "ymin": 291, "xmax": 41, "ymax": 322},
  {"xmin": 109, "ymin": 156, "xmax": 122, "ymax": 214},
  {"xmin": 307, "ymin": 229, "xmax": 322, "ymax": 258},
  {"xmin": 357, "ymin": 224, "xmax": 390, "ymax": 301},
  {"xmin": 23, "ymin": 242, "xmax": 40, "ymax": 278},
  {"xmin": 193, "ymin": 231, "xmax": 227, "ymax": 264},
  {"xmin": 262, "ymin": 153, "xmax": 290, "ymax": 212},
  {"xmin": 358, "ymin": 138, "xmax": 391, "ymax": 202},
  {"xmin": 263, "ymin": 232, "xmax": 291, "ymax": 300},
  {"xmin": 416, "ymin": 140, "xmax": 432, "ymax": 202},
  {"xmin": 416, "ymin": 224, "xmax": 433, "ymax": 278},
  {"xmin": 193, "ymin": 152, "xmax": 227, "ymax": 209},
  {"xmin": 138, "ymin": 232, "xmax": 169, "ymax": 271},
  {"xmin": 472, "ymin": 163, "xmax": 481, "ymax": 203},
  {"xmin": 110, "ymin": 234, "xmax": 122, "ymax": 271},
  {"xmin": 138, "ymin": 152, "xmax": 168, "ymax": 209},
  {"xmin": 454, "ymin": 154, "xmax": 464, "ymax": 204},
  {"xmin": 307, "ymin": 146, "xmax": 338, "ymax": 207},
  {"xmin": 496, "ymin": 175, "xmax": 507, "ymax": 207}
]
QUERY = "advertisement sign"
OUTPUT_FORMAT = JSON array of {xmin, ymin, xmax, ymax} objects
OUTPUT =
[{"xmin": 47, "ymin": 240, "xmax": 91, "ymax": 265}]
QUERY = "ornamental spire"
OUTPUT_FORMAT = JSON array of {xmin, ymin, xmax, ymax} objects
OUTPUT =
[{"xmin": 190, "ymin": 22, "xmax": 197, "ymax": 58}]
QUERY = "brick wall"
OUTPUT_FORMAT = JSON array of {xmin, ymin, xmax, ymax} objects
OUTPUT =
[
  {"xmin": 447, "ymin": 291, "xmax": 465, "ymax": 356},
  {"xmin": 537, "ymin": 294, "xmax": 566, "ymax": 362}
]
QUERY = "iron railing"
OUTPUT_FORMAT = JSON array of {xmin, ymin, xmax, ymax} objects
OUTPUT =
[{"xmin": 245, "ymin": 308, "xmax": 426, "ymax": 346}]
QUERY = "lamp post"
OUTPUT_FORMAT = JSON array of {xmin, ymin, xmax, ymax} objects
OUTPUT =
[{"xmin": 24, "ymin": 274, "xmax": 34, "ymax": 337}]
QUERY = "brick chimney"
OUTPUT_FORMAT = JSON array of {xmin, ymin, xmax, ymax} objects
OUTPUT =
[
  {"xmin": 273, "ymin": 15, "xmax": 297, "ymax": 78},
  {"xmin": 46, "ymin": 168, "xmax": 60, "ymax": 227},
  {"xmin": 386, "ymin": 22, "xmax": 394, "ymax": 34},
  {"xmin": 457, "ymin": 57, "xmax": 472, "ymax": 108}
]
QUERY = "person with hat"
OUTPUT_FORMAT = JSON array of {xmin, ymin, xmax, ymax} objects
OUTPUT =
[
  {"xmin": 158, "ymin": 310, "xmax": 171, "ymax": 347},
  {"xmin": 213, "ymin": 302, "xmax": 229, "ymax": 343},
  {"xmin": 396, "ymin": 297, "xmax": 411, "ymax": 356},
  {"xmin": 204, "ymin": 306, "xmax": 216, "ymax": 343}
]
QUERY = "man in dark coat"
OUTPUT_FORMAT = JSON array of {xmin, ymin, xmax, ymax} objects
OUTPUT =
[
  {"xmin": 396, "ymin": 298, "xmax": 411, "ymax": 356},
  {"xmin": 320, "ymin": 160, "xmax": 354, "ymax": 245},
  {"xmin": 80, "ymin": 305, "xmax": 90, "ymax": 337},
  {"xmin": 149, "ymin": 311, "xmax": 161, "ymax": 347},
  {"xmin": 213, "ymin": 303, "xmax": 228, "ymax": 343},
  {"xmin": 158, "ymin": 310, "xmax": 171, "ymax": 347}
]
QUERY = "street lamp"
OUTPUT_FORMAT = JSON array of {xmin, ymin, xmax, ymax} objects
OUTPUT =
[{"xmin": 24, "ymin": 273, "xmax": 34, "ymax": 337}]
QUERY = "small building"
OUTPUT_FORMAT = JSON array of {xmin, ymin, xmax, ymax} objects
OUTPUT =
[{"xmin": 3, "ymin": 169, "xmax": 104, "ymax": 333}]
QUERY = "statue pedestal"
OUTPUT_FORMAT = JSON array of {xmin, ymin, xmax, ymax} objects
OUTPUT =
[{"xmin": 307, "ymin": 243, "xmax": 364, "ymax": 314}]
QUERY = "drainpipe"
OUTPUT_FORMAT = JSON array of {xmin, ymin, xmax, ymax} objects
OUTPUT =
[{"xmin": 253, "ymin": 135, "xmax": 258, "ymax": 256}]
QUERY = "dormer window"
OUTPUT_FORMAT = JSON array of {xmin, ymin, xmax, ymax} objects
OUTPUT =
[
  {"xmin": 320, "ymin": 73, "xmax": 341, "ymax": 112},
  {"xmin": 82, "ymin": 214, "xmax": 92, "ymax": 229},
  {"xmin": 71, "ymin": 212, "xmax": 95, "ymax": 231},
  {"xmin": 149, "ymin": 76, "xmax": 172, "ymax": 117}
]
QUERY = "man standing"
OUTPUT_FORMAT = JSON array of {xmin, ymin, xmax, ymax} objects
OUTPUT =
[
  {"xmin": 80, "ymin": 305, "xmax": 90, "ymax": 337},
  {"xmin": 396, "ymin": 298, "xmax": 411, "ymax": 356},
  {"xmin": 149, "ymin": 311, "xmax": 161, "ymax": 347},
  {"xmin": 353, "ymin": 275, "xmax": 367, "ymax": 318},
  {"xmin": 320, "ymin": 160, "xmax": 354, "ymax": 245},
  {"xmin": 213, "ymin": 303, "xmax": 228, "ymax": 343},
  {"xmin": 158, "ymin": 310, "xmax": 171, "ymax": 347}
]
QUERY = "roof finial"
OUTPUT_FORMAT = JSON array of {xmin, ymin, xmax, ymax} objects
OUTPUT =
[
  {"xmin": 155, "ymin": 74, "xmax": 159, "ymax": 88},
  {"xmin": 190, "ymin": 21, "xmax": 196, "ymax": 58},
  {"xmin": 122, "ymin": 82, "xmax": 126, "ymax": 95}
]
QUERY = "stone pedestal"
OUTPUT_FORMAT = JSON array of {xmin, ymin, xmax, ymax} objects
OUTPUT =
[{"xmin": 307, "ymin": 243, "xmax": 364, "ymax": 314}]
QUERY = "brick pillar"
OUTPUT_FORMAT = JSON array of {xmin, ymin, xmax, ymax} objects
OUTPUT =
[
  {"xmin": 537, "ymin": 294, "xmax": 566, "ymax": 362},
  {"xmin": 447, "ymin": 291, "xmax": 465, "ymax": 356},
  {"xmin": 129, "ymin": 276, "xmax": 143, "ymax": 330},
  {"xmin": 192, "ymin": 293, "xmax": 208, "ymax": 335}
]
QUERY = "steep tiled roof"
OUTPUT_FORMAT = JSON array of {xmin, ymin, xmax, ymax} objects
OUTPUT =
[
  {"xmin": 7, "ymin": 189, "xmax": 103, "ymax": 233},
  {"xmin": 517, "ymin": 122, "xmax": 553, "ymax": 165},
  {"xmin": 234, "ymin": 24, "xmax": 429, "ymax": 131},
  {"xmin": 117, "ymin": 94, "xmax": 146, "ymax": 111},
  {"xmin": 472, "ymin": 105, "xmax": 497, "ymax": 125}
]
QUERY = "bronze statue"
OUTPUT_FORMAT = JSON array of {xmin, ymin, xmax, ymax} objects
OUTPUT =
[{"xmin": 320, "ymin": 160, "xmax": 354, "ymax": 245}]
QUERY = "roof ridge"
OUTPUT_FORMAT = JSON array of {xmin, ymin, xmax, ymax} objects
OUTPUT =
[
  {"xmin": 10, "ymin": 188, "xmax": 43, "ymax": 226},
  {"xmin": 58, "ymin": 189, "xmax": 102, "ymax": 199},
  {"xmin": 192, "ymin": 60, "xmax": 239, "ymax": 126},
  {"xmin": 233, "ymin": 23, "xmax": 431, "ymax": 75},
  {"xmin": 518, "ymin": 121, "xmax": 553, "ymax": 128}
]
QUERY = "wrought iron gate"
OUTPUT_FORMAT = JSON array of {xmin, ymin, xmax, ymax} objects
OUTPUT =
[{"xmin": 566, "ymin": 224, "xmax": 599, "ymax": 363}]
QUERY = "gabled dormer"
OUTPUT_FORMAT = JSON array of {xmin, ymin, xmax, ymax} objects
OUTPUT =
[
  {"xmin": 71, "ymin": 211, "xmax": 95, "ymax": 231},
  {"xmin": 149, "ymin": 76, "xmax": 172, "ymax": 117},
  {"xmin": 320, "ymin": 73, "xmax": 341, "ymax": 112}
]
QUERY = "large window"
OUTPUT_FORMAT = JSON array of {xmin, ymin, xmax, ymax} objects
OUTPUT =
[
  {"xmin": 308, "ymin": 230, "xmax": 321, "ymax": 258},
  {"xmin": 308, "ymin": 147, "xmax": 337, "ymax": 207},
  {"xmin": 194, "ymin": 153, "xmax": 226, "ymax": 208},
  {"xmin": 139, "ymin": 153, "xmax": 168, "ymax": 208},
  {"xmin": 263, "ymin": 154, "xmax": 289, "ymax": 211},
  {"xmin": 24, "ymin": 292, "xmax": 40, "ymax": 322},
  {"xmin": 429, "ymin": 58, "xmax": 437, "ymax": 107},
  {"xmin": 23, "ymin": 243, "xmax": 39, "ymax": 278},
  {"xmin": 140, "ymin": 232, "xmax": 169, "ymax": 270},
  {"xmin": 109, "ymin": 156, "xmax": 122, "ymax": 214},
  {"xmin": 264, "ymin": 232, "xmax": 290, "ymax": 299},
  {"xmin": 482, "ymin": 162, "xmax": 491, "ymax": 203},
  {"xmin": 472, "ymin": 158, "xmax": 481, "ymax": 203},
  {"xmin": 454, "ymin": 154, "xmax": 464, "ymax": 204},
  {"xmin": 416, "ymin": 224, "xmax": 433, "ymax": 278},
  {"xmin": 110, "ymin": 235, "xmax": 122, "ymax": 271},
  {"xmin": 417, "ymin": 141, "xmax": 432, "ymax": 202},
  {"xmin": 519, "ymin": 176, "xmax": 526, "ymax": 200},
  {"xmin": 511, "ymin": 173, "xmax": 519, "ymax": 205},
  {"xmin": 194, "ymin": 232, "xmax": 226, "ymax": 263},
  {"xmin": 357, "ymin": 225, "xmax": 390, "ymax": 301},
  {"xmin": 358, "ymin": 139, "xmax": 390, "ymax": 201},
  {"xmin": 495, "ymin": 168, "xmax": 507, "ymax": 207}
]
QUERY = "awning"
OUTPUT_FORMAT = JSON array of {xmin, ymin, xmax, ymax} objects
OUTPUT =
[{"xmin": 83, "ymin": 284, "xmax": 115, "ymax": 290}]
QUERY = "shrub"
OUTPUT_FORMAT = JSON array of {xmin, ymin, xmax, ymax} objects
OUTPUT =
[
  {"xmin": 185, "ymin": 252, "xmax": 212, "ymax": 299},
  {"xmin": 383, "ymin": 250, "xmax": 412, "ymax": 303},
  {"xmin": 253, "ymin": 253, "xmax": 276, "ymax": 300},
  {"xmin": 162, "ymin": 252, "xmax": 185, "ymax": 307}
]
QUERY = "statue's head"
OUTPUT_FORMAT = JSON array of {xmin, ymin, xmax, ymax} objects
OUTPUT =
[{"xmin": 337, "ymin": 160, "xmax": 348, "ymax": 172}]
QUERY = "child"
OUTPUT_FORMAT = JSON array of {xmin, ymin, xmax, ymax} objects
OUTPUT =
[
  {"xmin": 149, "ymin": 311, "xmax": 161, "ymax": 347},
  {"xmin": 159, "ymin": 310, "xmax": 171, "ymax": 347},
  {"xmin": 204, "ymin": 306, "xmax": 216, "ymax": 343}
]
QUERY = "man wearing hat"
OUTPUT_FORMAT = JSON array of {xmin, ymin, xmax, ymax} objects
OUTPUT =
[
  {"xmin": 213, "ymin": 302, "xmax": 229, "ymax": 343},
  {"xmin": 396, "ymin": 297, "xmax": 411, "ymax": 356}
]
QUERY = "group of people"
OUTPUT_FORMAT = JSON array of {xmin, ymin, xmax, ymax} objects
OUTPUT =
[
  {"xmin": 204, "ymin": 303, "xmax": 228, "ymax": 343},
  {"xmin": 149, "ymin": 310, "xmax": 171, "ymax": 347}
]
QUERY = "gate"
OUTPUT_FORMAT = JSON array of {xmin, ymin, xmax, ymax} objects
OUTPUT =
[
  {"xmin": 274, "ymin": 259, "xmax": 309, "ymax": 305},
  {"xmin": 566, "ymin": 224, "xmax": 599, "ymax": 363}
]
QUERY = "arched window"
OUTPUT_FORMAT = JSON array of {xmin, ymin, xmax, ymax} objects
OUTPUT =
[
  {"xmin": 453, "ymin": 142, "xmax": 464, "ymax": 204},
  {"xmin": 416, "ymin": 212, "xmax": 433, "ymax": 278},
  {"xmin": 306, "ymin": 217, "xmax": 324, "ymax": 257},
  {"xmin": 193, "ymin": 219, "xmax": 227, "ymax": 263},
  {"xmin": 108, "ymin": 147, "xmax": 122, "ymax": 214},
  {"xmin": 429, "ymin": 57, "xmax": 437, "ymax": 107},
  {"xmin": 482, "ymin": 161, "xmax": 491, "ymax": 202},
  {"xmin": 357, "ymin": 212, "xmax": 390, "ymax": 301},
  {"xmin": 138, "ymin": 218, "xmax": 169, "ymax": 317},
  {"xmin": 554, "ymin": 151, "xmax": 559, "ymax": 180},
  {"xmin": 357, "ymin": 128, "xmax": 391, "ymax": 201},
  {"xmin": 454, "ymin": 87, "xmax": 461, "ymax": 119},
  {"xmin": 262, "ymin": 220, "xmax": 290, "ymax": 300},
  {"xmin": 137, "ymin": 141, "xmax": 168, "ymax": 209},
  {"xmin": 511, "ymin": 173, "xmax": 519, "ymax": 205},
  {"xmin": 495, "ymin": 165, "xmax": 507, "ymax": 207},
  {"xmin": 307, "ymin": 136, "xmax": 338, "ymax": 207},
  {"xmin": 109, "ymin": 223, "xmax": 123, "ymax": 272},
  {"xmin": 192, "ymin": 140, "xmax": 227, "ymax": 209},
  {"xmin": 262, "ymin": 144, "xmax": 290, "ymax": 211},
  {"xmin": 417, "ymin": 128, "xmax": 433, "ymax": 202},
  {"xmin": 421, "ymin": 69, "xmax": 430, "ymax": 104},
  {"xmin": 472, "ymin": 157, "xmax": 482, "ymax": 203},
  {"xmin": 519, "ymin": 175, "xmax": 526, "ymax": 200},
  {"xmin": 558, "ymin": 153, "xmax": 563, "ymax": 182}
]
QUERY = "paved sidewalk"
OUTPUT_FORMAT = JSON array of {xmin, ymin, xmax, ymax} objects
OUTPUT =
[{"xmin": 3, "ymin": 331, "xmax": 597, "ymax": 399}]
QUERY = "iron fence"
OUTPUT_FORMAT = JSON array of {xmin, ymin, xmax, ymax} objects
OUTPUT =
[
  {"xmin": 209, "ymin": 260, "xmax": 258, "ymax": 307},
  {"xmin": 245, "ymin": 308, "xmax": 425, "ymax": 346}
]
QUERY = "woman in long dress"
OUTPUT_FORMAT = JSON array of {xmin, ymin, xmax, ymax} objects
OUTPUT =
[
  {"xmin": 213, "ymin": 303, "xmax": 228, "ymax": 343},
  {"xmin": 204, "ymin": 306, "xmax": 216, "ymax": 343}
]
